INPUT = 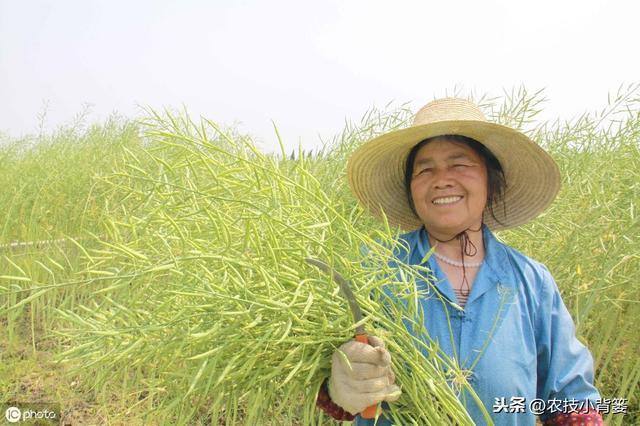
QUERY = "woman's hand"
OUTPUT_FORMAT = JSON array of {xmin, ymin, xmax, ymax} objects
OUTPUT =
[{"xmin": 328, "ymin": 336, "xmax": 402, "ymax": 415}]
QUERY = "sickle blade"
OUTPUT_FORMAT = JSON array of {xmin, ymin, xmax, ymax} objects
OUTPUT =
[{"xmin": 304, "ymin": 257, "xmax": 365, "ymax": 336}]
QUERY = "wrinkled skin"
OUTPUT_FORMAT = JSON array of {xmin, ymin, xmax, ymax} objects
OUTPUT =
[{"xmin": 410, "ymin": 139, "xmax": 488, "ymax": 240}]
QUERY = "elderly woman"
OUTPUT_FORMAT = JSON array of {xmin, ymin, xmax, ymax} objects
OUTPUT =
[{"xmin": 315, "ymin": 98, "xmax": 603, "ymax": 425}]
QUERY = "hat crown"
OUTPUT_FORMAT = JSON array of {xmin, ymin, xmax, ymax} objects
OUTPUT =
[{"xmin": 412, "ymin": 97, "xmax": 486, "ymax": 126}]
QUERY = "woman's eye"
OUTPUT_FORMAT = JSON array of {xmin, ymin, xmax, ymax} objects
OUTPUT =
[
  {"xmin": 418, "ymin": 168, "xmax": 432, "ymax": 175},
  {"xmin": 453, "ymin": 164, "xmax": 468, "ymax": 168}
]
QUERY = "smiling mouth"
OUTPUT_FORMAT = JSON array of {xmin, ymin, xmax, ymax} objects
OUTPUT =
[{"xmin": 432, "ymin": 196, "xmax": 463, "ymax": 205}]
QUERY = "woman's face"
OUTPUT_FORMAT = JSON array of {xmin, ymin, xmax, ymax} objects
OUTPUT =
[{"xmin": 410, "ymin": 139, "xmax": 488, "ymax": 237}]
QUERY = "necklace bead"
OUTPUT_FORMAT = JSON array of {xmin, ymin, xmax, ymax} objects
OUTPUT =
[{"xmin": 434, "ymin": 251, "xmax": 483, "ymax": 268}]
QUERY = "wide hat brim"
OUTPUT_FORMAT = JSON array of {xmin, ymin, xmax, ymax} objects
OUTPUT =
[{"xmin": 347, "ymin": 119, "xmax": 561, "ymax": 232}]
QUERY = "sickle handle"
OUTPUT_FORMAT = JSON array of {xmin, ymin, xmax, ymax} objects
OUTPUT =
[{"xmin": 354, "ymin": 333, "xmax": 380, "ymax": 419}]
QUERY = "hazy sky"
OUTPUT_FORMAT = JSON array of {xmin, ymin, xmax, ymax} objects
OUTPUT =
[{"xmin": 1, "ymin": 0, "xmax": 639, "ymax": 153}]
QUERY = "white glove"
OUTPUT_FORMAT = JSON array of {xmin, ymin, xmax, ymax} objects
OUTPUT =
[{"xmin": 327, "ymin": 335, "xmax": 402, "ymax": 415}]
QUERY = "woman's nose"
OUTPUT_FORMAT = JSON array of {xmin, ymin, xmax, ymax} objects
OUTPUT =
[
  {"xmin": 432, "ymin": 168, "xmax": 455, "ymax": 189},
  {"xmin": 434, "ymin": 181, "xmax": 454, "ymax": 190}
]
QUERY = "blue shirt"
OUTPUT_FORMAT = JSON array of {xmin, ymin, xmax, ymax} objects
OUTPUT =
[{"xmin": 355, "ymin": 224, "xmax": 600, "ymax": 426}]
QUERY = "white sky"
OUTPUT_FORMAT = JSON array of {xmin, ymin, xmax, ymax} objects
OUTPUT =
[{"xmin": 1, "ymin": 0, "xmax": 639, "ymax": 154}]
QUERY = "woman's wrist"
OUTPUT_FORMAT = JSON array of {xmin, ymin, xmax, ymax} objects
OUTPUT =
[{"xmin": 316, "ymin": 378, "xmax": 356, "ymax": 421}]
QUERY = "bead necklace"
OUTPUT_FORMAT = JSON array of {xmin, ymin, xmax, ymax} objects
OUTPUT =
[
  {"xmin": 429, "ymin": 224, "xmax": 484, "ymax": 297},
  {"xmin": 434, "ymin": 251, "xmax": 483, "ymax": 268}
]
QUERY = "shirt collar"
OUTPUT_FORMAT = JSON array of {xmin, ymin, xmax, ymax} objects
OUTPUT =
[{"xmin": 414, "ymin": 223, "xmax": 512, "ymax": 306}]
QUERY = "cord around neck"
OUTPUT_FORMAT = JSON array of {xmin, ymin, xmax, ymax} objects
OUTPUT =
[{"xmin": 430, "ymin": 224, "xmax": 484, "ymax": 298}]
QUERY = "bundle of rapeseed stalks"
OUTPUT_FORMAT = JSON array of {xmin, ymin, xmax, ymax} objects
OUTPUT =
[{"xmin": 50, "ymin": 110, "xmax": 483, "ymax": 425}]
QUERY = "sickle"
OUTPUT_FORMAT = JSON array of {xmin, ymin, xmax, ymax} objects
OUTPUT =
[
  {"xmin": 304, "ymin": 257, "xmax": 365, "ymax": 336},
  {"xmin": 304, "ymin": 257, "xmax": 379, "ymax": 418}
]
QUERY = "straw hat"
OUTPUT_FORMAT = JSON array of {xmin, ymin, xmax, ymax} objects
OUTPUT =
[{"xmin": 346, "ymin": 97, "xmax": 561, "ymax": 232}]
